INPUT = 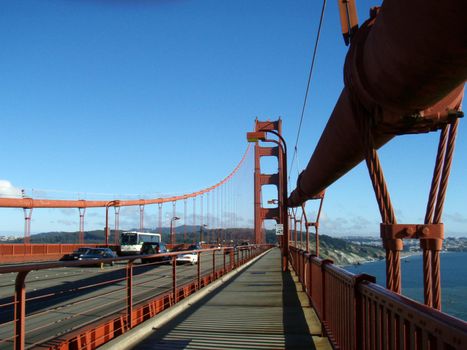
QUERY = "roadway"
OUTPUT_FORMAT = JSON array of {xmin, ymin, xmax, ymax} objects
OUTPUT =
[{"xmin": 0, "ymin": 251, "xmax": 233, "ymax": 350}]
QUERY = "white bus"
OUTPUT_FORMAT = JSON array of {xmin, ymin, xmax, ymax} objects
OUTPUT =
[{"xmin": 119, "ymin": 231, "xmax": 162, "ymax": 255}]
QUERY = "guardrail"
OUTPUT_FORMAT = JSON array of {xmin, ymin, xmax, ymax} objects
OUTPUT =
[
  {"xmin": 0, "ymin": 245, "xmax": 271, "ymax": 350},
  {"xmin": 289, "ymin": 246, "xmax": 467, "ymax": 350},
  {"xmin": 0, "ymin": 244, "xmax": 119, "ymax": 264}
]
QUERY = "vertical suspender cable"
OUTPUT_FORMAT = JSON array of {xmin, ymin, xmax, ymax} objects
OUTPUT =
[
  {"xmin": 158, "ymin": 203, "xmax": 163, "ymax": 235},
  {"xmin": 114, "ymin": 206, "xmax": 120, "ymax": 245},
  {"xmin": 79, "ymin": 208, "xmax": 86, "ymax": 244},
  {"xmin": 139, "ymin": 204, "xmax": 144, "ymax": 231},
  {"xmin": 201, "ymin": 195, "xmax": 204, "ymax": 235},
  {"xmin": 184, "ymin": 199, "xmax": 187, "ymax": 242},
  {"xmin": 172, "ymin": 201, "xmax": 176, "ymax": 243},
  {"xmin": 193, "ymin": 197, "xmax": 196, "ymax": 237}
]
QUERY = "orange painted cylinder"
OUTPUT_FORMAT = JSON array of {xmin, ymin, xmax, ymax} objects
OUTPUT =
[{"xmin": 288, "ymin": 0, "xmax": 466, "ymax": 206}]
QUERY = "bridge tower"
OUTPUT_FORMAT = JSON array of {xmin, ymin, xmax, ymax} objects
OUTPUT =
[{"xmin": 249, "ymin": 119, "xmax": 283, "ymax": 245}]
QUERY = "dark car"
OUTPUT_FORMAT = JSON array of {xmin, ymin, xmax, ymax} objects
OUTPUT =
[
  {"xmin": 78, "ymin": 248, "xmax": 117, "ymax": 266},
  {"xmin": 185, "ymin": 244, "xmax": 202, "ymax": 251},
  {"xmin": 59, "ymin": 247, "xmax": 92, "ymax": 261},
  {"xmin": 140, "ymin": 242, "xmax": 169, "ymax": 264}
]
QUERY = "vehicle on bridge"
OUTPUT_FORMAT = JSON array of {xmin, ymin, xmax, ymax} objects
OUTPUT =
[
  {"xmin": 140, "ymin": 242, "xmax": 170, "ymax": 264},
  {"xmin": 59, "ymin": 247, "xmax": 92, "ymax": 261},
  {"xmin": 120, "ymin": 231, "xmax": 162, "ymax": 255},
  {"xmin": 78, "ymin": 248, "xmax": 117, "ymax": 266},
  {"xmin": 176, "ymin": 244, "xmax": 201, "ymax": 265}
]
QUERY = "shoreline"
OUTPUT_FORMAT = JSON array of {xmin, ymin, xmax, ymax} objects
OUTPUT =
[{"xmin": 338, "ymin": 250, "xmax": 423, "ymax": 268}]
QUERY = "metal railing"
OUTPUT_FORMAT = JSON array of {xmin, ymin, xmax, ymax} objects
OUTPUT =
[
  {"xmin": 0, "ymin": 244, "xmax": 118, "ymax": 264},
  {"xmin": 0, "ymin": 245, "xmax": 271, "ymax": 350},
  {"xmin": 289, "ymin": 246, "xmax": 467, "ymax": 350}
]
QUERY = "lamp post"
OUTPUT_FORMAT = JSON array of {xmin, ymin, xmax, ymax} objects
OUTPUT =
[
  {"xmin": 247, "ymin": 129, "xmax": 289, "ymax": 271},
  {"xmin": 170, "ymin": 216, "xmax": 180, "ymax": 246},
  {"xmin": 105, "ymin": 200, "xmax": 120, "ymax": 247},
  {"xmin": 200, "ymin": 224, "xmax": 207, "ymax": 244}
]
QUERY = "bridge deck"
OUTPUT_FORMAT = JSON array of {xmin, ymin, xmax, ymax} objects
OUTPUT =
[{"xmin": 130, "ymin": 248, "xmax": 331, "ymax": 350}]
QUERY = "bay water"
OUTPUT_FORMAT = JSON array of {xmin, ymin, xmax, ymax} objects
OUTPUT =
[{"xmin": 344, "ymin": 251, "xmax": 467, "ymax": 321}]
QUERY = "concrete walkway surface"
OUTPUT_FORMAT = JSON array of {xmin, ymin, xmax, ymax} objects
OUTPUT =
[{"xmin": 129, "ymin": 248, "xmax": 331, "ymax": 350}]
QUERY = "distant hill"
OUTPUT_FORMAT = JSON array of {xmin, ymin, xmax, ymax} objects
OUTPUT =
[
  {"xmin": 9, "ymin": 230, "xmax": 110, "ymax": 244},
  {"xmin": 8, "ymin": 227, "xmax": 256, "ymax": 245},
  {"xmin": 7, "ymin": 227, "xmax": 385, "ymax": 265},
  {"xmin": 318, "ymin": 235, "xmax": 385, "ymax": 265},
  {"xmin": 264, "ymin": 229, "xmax": 385, "ymax": 265}
]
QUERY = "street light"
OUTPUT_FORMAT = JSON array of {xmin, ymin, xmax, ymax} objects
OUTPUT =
[
  {"xmin": 170, "ymin": 216, "xmax": 180, "ymax": 246},
  {"xmin": 105, "ymin": 200, "xmax": 120, "ymax": 247},
  {"xmin": 200, "ymin": 224, "xmax": 207, "ymax": 244}
]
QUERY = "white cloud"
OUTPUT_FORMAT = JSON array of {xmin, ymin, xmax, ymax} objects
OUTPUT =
[
  {"xmin": 445, "ymin": 212, "xmax": 467, "ymax": 224},
  {"xmin": 319, "ymin": 213, "xmax": 375, "ymax": 236},
  {"xmin": 60, "ymin": 208, "xmax": 76, "ymax": 217},
  {"xmin": 55, "ymin": 219, "xmax": 76, "ymax": 227},
  {"xmin": 0, "ymin": 180, "xmax": 22, "ymax": 198}
]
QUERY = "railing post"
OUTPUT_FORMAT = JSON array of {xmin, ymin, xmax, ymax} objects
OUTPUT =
[
  {"xmin": 308, "ymin": 254, "xmax": 313, "ymax": 298},
  {"xmin": 14, "ymin": 271, "xmax": 28, "ymax": 350},
  {"xmin": 126, "ymin": 260, "xmax": 133, "ymax": 330},
  {"xmin": 354, "ymin": 274, "xmax": 376, "ymax": 350},
  {"xmin": 303, "ymin": 252, "xmax": 309, "ymax": 293},
  {"xmin": 197, "ymin": 252, "xmax": 201, "ymax": 289},
  {"xmin": 223, "ymin": 249, "xmax": 226, "ymax": 274},
  {"xmin": 302, "ymin": 252, "xmax": 305, "ymax": 285},
  {"xmin": 299, "ymin": 250, "xmax": 303, "ymax": 278},
  {"xmin": 293, "ymin": 247, "xmax": 295, "ymax": 270},
  {"xmin": 172, "ymin": 256, "xmax": 177, "ymax": 303},
  {"xmin": 295, "ymin": 247, "xmax": 300, "ymax": 271},
  {"xmin": 300, "ymin": 251, "xmax": 303, "ymax": 283},
  {"xmin": 301, "ymin": 251, "xmax": 304, "ymax": 283},
  {"xmin": 212, "ymin": 250, "xmax": 216, "ymax": 281},
  {"xmin": 230, "ymin": 249, "xmax": 234, "ymax": 271},
  {"xmin": 297, "ymin": 250, "xmax": 300, "ymax": 281},
  {"xmin": 321, "ymin": 259, "xmax": 333, "ymax": 336}
]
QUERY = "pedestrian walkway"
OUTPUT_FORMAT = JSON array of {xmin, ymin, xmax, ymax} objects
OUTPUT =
[{"xmin": 130, "ymin": 248, "xmax": 331, "ymax": 350}]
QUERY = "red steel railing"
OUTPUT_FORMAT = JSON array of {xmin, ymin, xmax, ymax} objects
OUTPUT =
[
  {"xmin": 0, "ymin": 244, "xmax": 118, "ymax": 263},
  {"xmin": 0, "ymin": 245, "xmax": 271, "ymax": 350},
  {"xmin": 289, "ymin": 246, "xmax": 467, "ymax": 350},
  {"xmin": 0, "ymin": 243, "xmax": 217, "ymax": 264}
]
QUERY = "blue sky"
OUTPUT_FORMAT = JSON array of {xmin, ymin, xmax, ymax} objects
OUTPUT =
[{"xmin": 0, "ymin": 0, "xmax": 466, "ymax": 237}]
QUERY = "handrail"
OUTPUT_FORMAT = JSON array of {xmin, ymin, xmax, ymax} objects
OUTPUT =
[
  {"xmin": 289, "ymin": 246, "xmax": 467, "ymax": 350},
  {"xmin": 0, "ymin": 246, "xmax": 246, "ymax": 273},
  {"xmin": 0, "ymin": 244, "xmax": 272, "ymax": 350},
  {"xmin": 359, "ymin": 282, "xmax": 467, "ymax": 348}
]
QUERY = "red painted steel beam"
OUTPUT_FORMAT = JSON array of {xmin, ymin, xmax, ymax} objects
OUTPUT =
[{"xmin": 288, "ymin": 0, "xmax": 466, "ymax": 206}]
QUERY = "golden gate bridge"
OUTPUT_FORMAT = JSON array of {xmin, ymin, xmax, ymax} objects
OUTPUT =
[{"xmin": 0, "ymin": 0, "xmax": 466, "ymax": 349}]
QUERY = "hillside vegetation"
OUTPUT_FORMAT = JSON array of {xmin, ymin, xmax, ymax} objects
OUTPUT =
[
  {"xmin": 317, "ymin": 235, "xmax": 385, "ymax": 265},
  {"xmin": 8, "ymin": 228, "xmax": 385, "ymax": 265}
]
